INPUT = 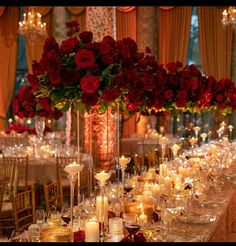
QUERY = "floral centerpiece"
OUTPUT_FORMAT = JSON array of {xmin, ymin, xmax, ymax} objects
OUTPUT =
[{"xmin": 12, "ymin": 20, "xmax": 236, "ymax": 119}]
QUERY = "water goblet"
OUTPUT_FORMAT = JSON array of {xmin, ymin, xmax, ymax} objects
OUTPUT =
[{"xmin": 36, "ymin": 208, "xmax": 45, "ymax": 230}]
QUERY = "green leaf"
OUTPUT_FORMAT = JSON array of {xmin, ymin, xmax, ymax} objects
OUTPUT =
[
  {"xmin": 98, "ymin": 103, "xmax": 108, "ymax": 114},
  {"xmin": 74, "ymin": 101, "xmax": 85, "ymax": 111},
  {"xmin": 60, "ymin": 102, "xmax": 71, "ymax": 112}
]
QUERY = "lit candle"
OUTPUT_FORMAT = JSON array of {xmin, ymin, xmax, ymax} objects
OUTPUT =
[
  {"xmin": 8, "ymin": 118, "xmax": 13, "ymax": 125},
  {"xmin": 96, "ymin": 195, "xmax": 108, "ymax": 224},
  {"xmin": 95, "ymin": 170, "xmax": 111, "ymax": 183},
  {"xmin": 159, "ymin": 136, "xmax": 168, "ymax": 145},
  {"xmin": 151, "ymin": 184, "xmax": 161, "ymax": 201},
  {"xmin": 138, "ymin": 212, "xmax": 147, "ymax": 225},
  {"xmin": 164, "ymin": 176, "xmax": 172, "ymax": 192},
  {"xmin": 200, "ymin": 133, "xmax": 207, "ymax": 142},
  {"xmin": 64, "ymin": 162, "xmax": 83, "ymax": 176},
  {"xmin": 159, "ymin": 164, "xmax": 168, "ymax": 177},
  {"xmin": 85, "ymin": 219, "xmax": 99, "ymax": 242},
  {"xmin": 119, "ymin": 155, "xmax": 130, "ymax": 168}
]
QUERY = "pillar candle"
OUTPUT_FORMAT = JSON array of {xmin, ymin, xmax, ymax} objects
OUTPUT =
[
  {"xmin": 151, "ymin": 184, "xmax": 161, "ymax": 200},
  {"xmin": 96, "ymin": 195, "xmax": 108, "ymax": 224},
  {"xmin": 109, "ymin": 217, "xmax": 124, "ymax": 242},
  {"xmin": 164, "ymin": 176, "xmax": 172, "ymax": 192},
  {"xmin": 85, "ymin": 220, "xmax": 99, "ymax": 242},
  {"xmin": 138, "ymin": 212, "xmax": 147, "ymax": 225}
]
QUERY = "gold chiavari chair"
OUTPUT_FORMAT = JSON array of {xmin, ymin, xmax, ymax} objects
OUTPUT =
[
  {"xmin": 0, "ymin": 158, "xmax": 18, "ymax": 237},
  {"xmin": 56, "ymin": 155, "xmax": 78, "ymax": 203},
  {"xmin": 147, "ymin": 150, "xmax": 158, "ymax": 169},
  {"xmin": 3, "ymin": 155, "xmax": 34, "ymax": 192},
  {"xmin": 43, "ymin": 182, "xmax": 63, "ymax": 215},
  {"xmin": 133, "ymin": 154, "xmax": 145, "ymax": 175},
  {"xmin": 12, "ymin": 188, "xmax": 36, "ymax": 232}
]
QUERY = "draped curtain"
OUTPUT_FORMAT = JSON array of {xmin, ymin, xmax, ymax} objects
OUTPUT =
[
  {"xmin": 158, "ymin": 6, "xmax": 192, "ymax": 65},
  {"xmin": 66, "ymin": 7, "xmax": 86, "ymax": 32},
  {"xmin": 198, "ymin": 7, "xmax": 233, "ymax": 80},
  {"xmin": 0, "ymin": 7, "xmax": 19, "ymax": 130},
  {"xmin": 158, "ymin": 6, "xmax": 192, "ymax": 134},
  {"xmin": 25, "ymin": 6, "xmax": 53, "ymax": 74},
  {"xmin": 116, "ymin": 6, "xmax": 137, "ymax": 138}
]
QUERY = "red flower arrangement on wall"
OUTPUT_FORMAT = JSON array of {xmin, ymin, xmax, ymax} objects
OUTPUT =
[{"xmin": 12, "ymin": 20, "xmax": 236, "ymax": 120}]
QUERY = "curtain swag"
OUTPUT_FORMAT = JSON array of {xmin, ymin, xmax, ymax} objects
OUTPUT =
[
  {"xmin": 159, "ymin": 6, "xmax": 174, "ymax": 10},
  {"xmin": 117, "ymin": 6, "xmax": 136, "ymax": 12},
  {"xmin": 66, "ymin": 7, "xmax": 86, "ymax": 15}
]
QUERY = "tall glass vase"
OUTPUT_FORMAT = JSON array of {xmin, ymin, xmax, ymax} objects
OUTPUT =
[{"xmin": 35, "ymin": 115, "xmax": 45, "ymax": 142}]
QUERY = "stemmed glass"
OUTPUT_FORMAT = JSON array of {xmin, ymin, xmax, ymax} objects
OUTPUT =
[
  {"xmin": 159, "ymin": 136, "xmax": 168, "ymax": 164},
  {"xmin": 193, "ymin": 126, "xmax": 200, "ymax": 140},
  {"xmin": 36, "ymin": 208, "xmax": 45, "ymax": 230},
  {"xmin": 200, "ymin": 132, "xmax": 207, "ymax": 144},
  {"xmin": 171, "ymin": 143, "xmax": 180, "ymax": 169},
  {"xmin": 95, "ymin": 169, "xmax": 111, "ymax": 241},
  {"xmin": 119, "ymin": 156, "xmax": 131, "ymax": 202},
  {"xmin": 64, "ymin": 162, "xmax": 84, "ymax": 230},
  {"xmin": 61, "ymin": 204, "xmax": 71, "ymax": 225},
  {"xmin": 189, "ymin": 136, "xmax": 197, "ymax": 155},
  {"xmin": 124, "ymin": 220, "xmax": 141, "ymax": 242}
]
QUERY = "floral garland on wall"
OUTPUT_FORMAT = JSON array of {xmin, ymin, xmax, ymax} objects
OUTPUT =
[{"xmin": 12, "ymin": 20, "xmax": 236, "ymax": 121}]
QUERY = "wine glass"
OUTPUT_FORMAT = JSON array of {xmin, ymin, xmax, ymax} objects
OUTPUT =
[
  {"xmin": 61, "ymin": 204, "xmax": 71, "ymax": 225},
  {"xmin": 124, "ymin": 220, "xmax": 141, "ymax": 242},
  {"xmin": 10, "ymin": 230, "xmax": 30, "ymax": 242},
  {"xmin": 36, "ymin": 208, "xmax": 45, "ymax": 230},
  {"xmin": 47, "ymin": 210, "xmax": 61, "ymax": 227}
]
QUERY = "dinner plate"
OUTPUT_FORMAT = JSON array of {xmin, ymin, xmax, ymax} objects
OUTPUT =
[{"xmin": 177, "ymin": 214, "xmax": 217, "ymax": 225}]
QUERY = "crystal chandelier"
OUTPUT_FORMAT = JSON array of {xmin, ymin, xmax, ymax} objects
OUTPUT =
[
  {"xmin": 18, "ymin": 8, "xmax": 47, "ymax": 38},
  {"xmin": 222, "ymin": 6, "xmax": 236, "ymax": 29}
]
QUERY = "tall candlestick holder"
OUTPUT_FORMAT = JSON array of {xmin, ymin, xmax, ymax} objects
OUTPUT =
[
  {"xmin": 64, "ymin": 162, "xmax": 84, "ymax": 233},
  {"xmin": 95, "ymin": 170, "xmax": 111, "ymax": 242}
]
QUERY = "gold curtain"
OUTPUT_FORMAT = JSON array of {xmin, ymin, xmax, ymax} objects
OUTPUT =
[
  {"xmin": 158, "ymin": 6, "xmax": 192, "ymax": 65},
  {"xmin": 198, "ymin": 7, "xmax": 233, "ymax": 80},
  {"xmin": 0, "ymin": 7, "xmax": 19, "ymax": 130},
  {"xmin": 25, "ymin": 7, "xmax": 53, "ymax": 74},
  {"xmin": 66, "ymin": 6, "xmax": 86, "ymax": 32},
  {"xmin": 116, "ymin": 7, "xmax": 137, "ymax": 138},
  {"xmin": 0, "ymin": 7, "xmax": 5, "ymax": 16}
]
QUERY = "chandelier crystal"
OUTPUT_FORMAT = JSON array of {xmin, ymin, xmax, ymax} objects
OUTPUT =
[
  {"xmin": 18, "ymin": 8, "xmax": 47, "ymax": 38},
  {"xmin": 222, "ymin": 6, "xmax": 236, "ymax": 29}
]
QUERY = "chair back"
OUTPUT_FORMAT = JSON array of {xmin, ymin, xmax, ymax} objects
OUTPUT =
[
  {"xmin": 2, "ymin": 155, "xmax": 18, "ymax": 196},
  {"xmin": 134, "ymin": 154, "xmax": 145, "ymax": 175},
  {"xmin": 12, "ymin": 188, "xmax": 36, "ymax": 231},
  {"xmin": 43, "ymin": 182, "xmax": 63, "ymax": 215},
  {"xmin": 3, "ymin": 155, "xmax": 29, "ymax": 192},
  {"xmin": 56, "ymin": 156, "xmax": 78, "ymax": 184},
  {"xmin": 147, "ymin": 151, "xmax": 158, "ymax": 169}
]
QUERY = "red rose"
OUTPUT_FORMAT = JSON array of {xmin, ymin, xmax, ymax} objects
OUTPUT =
[
  {"xmin": 38, "ymin": 97, "xmax": 52, "ymax": 112},
  {"xmin": 102, "ymin": 87, "xmax": 120, "ymax": 102},
  {"xmin": 43, "ymin": 37, "xmax": 59, "ymax": 53},
  {"xmin": 99, "ymin": 41, "xmax": 113, "ymax": 55},
  {"xmin": 79, "ymin": 31, "xmax": 93, "ymax": 44},
  {"xmin": 61, "ymin": 68, "xmax": 80, "ymax": 85},
  {"xmin": 27, "ymin": 74, "xmax": 39, "ymax": 92},
  {"xmin": 60, "ymin": 37, "xmax": 78, "ymax": 54},
  {"xmin": 177, "ymin": 90, "xmax": 187, "ymax": 99},
  {"xmin": 75, "ymin": 49, "xmax": 95, "ymax": 69},
  {"xmin": 117, "ymin": 41, "xmax": 130, "ymax": 60},
  {"xmin": 127, "ymin": 103, "xmax": 139, "ymax": 113},
  {"xmin": 81, "ymin": 93, "xmax": 99, "ymax": 106},
  {"xmin": 176, "ymin": 99, "xmax": 187, "ymax": 108},
  {"xmin": 5, "ymin": 129, "xmax": 11, "ymax": 134},
  {"xmin": 48, "ymin": 70, "xmax": 61, "ymax": 86},
  {"xmin": 103, "ymin": 35, "xmax": 116, "ymax": 48},
  {"xmin": 32, "ymin": 60, "xmax": 45, "ymax": 76},
  {"xmin": 216, "ymin": 94, "xmax": 224, "ymax": 102},
  {"xmin": 190, "ymin": 78, "xmax": 198, "ymax": 92},
  {"xmin": 166, "ymin": 62, "xmax": 178, "ymax": 73},
  {"xmin": 145, "ymin": 46, "xmax": 151, "ymax": 53},
  {"xmin": 80, "ymin": 76, "xmax": 100, "ymax": 93},
  {"xmin": 153, "ymin": 96, "xmax": 165, "ymax": 110},
  {"xmin": 122, "ymin": 37, "xmax": 138, "ymax": 55},
  {"xmin": 142, "ymin": 72, "xmax": 156, "ymax": 91},
  {"xmin": 164, "ymin": 89, "xmax": 173, "ymax": 100},
  {"xmin": 100, "ymin": 54, "xmax": 114, "ymax": 65}
]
